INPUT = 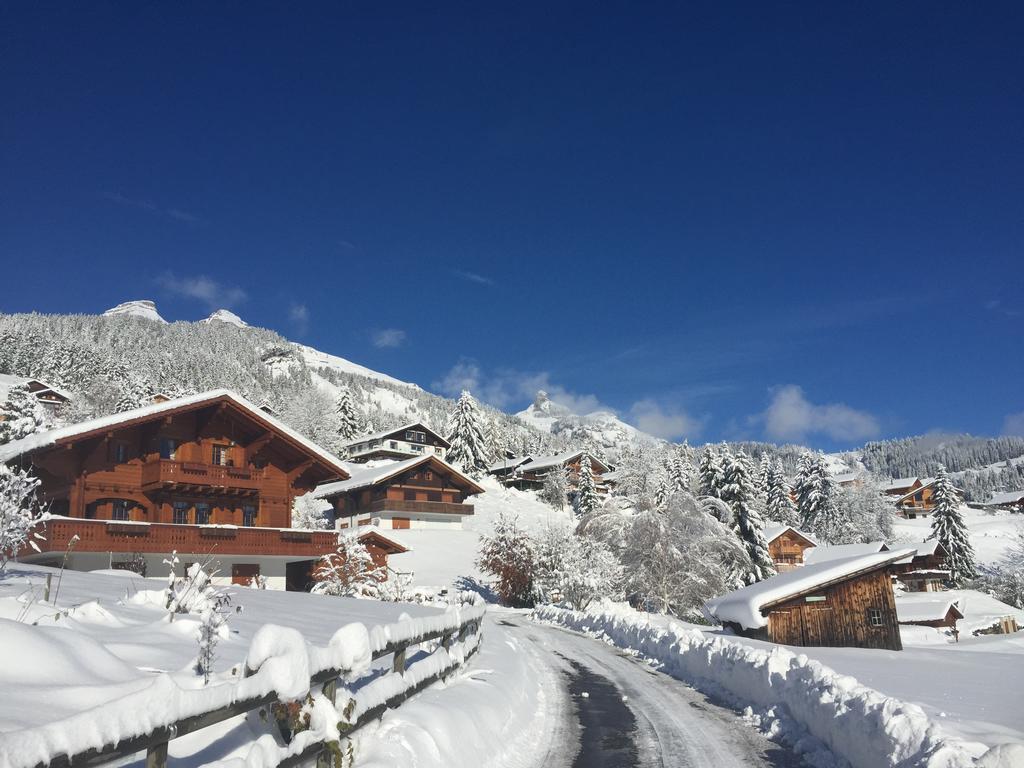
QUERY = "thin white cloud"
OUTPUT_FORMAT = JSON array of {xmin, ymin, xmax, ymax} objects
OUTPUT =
[
  {"xmin": 105, "ymin": 192, "xmax": 201, "ymax": 224},
  {"xmin": 628, "ymin": 399, "xmax": 704, "ymax": 440},
  {"xmin": 433, "ymin": 359, "xmax": 603, "ymax": 414},
  {"xmin": 1002, "ymin": 411, "xmax": 1024, "ymax": 437},
  {"xmin": 451, "ymin": 269, "xmax": 495, "ymax": 286},
  {"xmin": 289, "ymin": 303, "xmax": 310, "ymax": 335},
  {"xmin": 759, "ymin": 384, "xmax": 880, "ymax": 442},
  {"xmin": 156, "ymin": 272, "xmax": 247, "ymax": 309},
  {"xmin": 371, "ymin": 328, "xmax": 407, "ymax": 348}
]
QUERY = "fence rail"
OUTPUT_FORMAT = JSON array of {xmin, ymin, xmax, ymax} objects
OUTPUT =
[{"xmin": 18, "ymin": 594, "xmax": 486, "ymax": 768}]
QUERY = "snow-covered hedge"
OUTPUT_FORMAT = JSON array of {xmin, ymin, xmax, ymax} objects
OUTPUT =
[{"xmin": 534, "ymin": 602, "xmax": 1020, "ymax": 768}]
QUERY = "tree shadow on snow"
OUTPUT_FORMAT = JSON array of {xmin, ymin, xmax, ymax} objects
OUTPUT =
[{"xmin": 453, "ymin": 576, "xmax": 498, "ymax": 603}]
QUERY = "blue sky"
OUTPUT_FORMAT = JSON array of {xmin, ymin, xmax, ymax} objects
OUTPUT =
[{"xmin": 2, "ymin": 3, "xmax": 1022, "ymax": 448}]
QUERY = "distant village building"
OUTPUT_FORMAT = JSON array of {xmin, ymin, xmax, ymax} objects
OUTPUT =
[
  {"xmin": 896, "ymin": 596, "xmax": 964, "ymax": 632},
  {"xmin": 829, "ymin": 470, "xmax": 865, "ymax": 488},
  {"xmin": 344, "ymin": 422, "xmax": 450, "ymax": 463},
  {"xmin": 762, "ymin": 524, "xmax": 816, "ymax": 572},
  {"xmin": 1, "ymin": 390, "xmax": 407, "ymax": 590},
  {"xmin": 891, "ymin": 541, "xmax": 950, "ymax": 592},
  {"xmin": 487, "ymin": 449, "xmax": 611, "ymax": 492},
  {"xmin": 704, "ymin": 549, "xmax": 915, "ymax": 651},
  {"xmin": 882, "ymin": 476, "xmax": 964, "ymax": 519},
  {"xmin": 982, "ymin": 490, "xmax": 1024, "ymax": 513},
  {"xmin": 313, "ymin": 455, "xmax": 482, "ymax": 531},
  {"xmin": 0, "ymin": 374, "xmax": 72, "ymax": 412},
  {"xmin": 803, "ymin": 541, "xmax": 889, "ymax": 565}
]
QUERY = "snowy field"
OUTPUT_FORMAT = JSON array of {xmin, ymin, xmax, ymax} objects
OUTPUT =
[
  {"xmin": 0, "ymin": 565, "xmax": 550, "ymax": 768},
  {"xmin": 893, "ymin": 507, "xmax": 1022, "ymax": 565}
]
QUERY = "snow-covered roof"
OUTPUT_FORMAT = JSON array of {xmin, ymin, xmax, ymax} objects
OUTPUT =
[
  {"xmin": 830, "ymin": 471, "xmax": 862, "ymax": 484},
  {"xmin": 0, "ymin": 389, "xmax": 350, "ymax": 478},
  {"xmin": 312, "ymin": 455, "xmax": 483, "ymax": 499},
  {"xmin": 882, "ymin": 477, "xmax": 920, "ymax": 492},
  {"xmin": 356, "ymin": 525, "xmax": 411, "ymax": 553},
  {"xmin": 704, "ymin": 548, "xmax": 915, "ymax": 630},
  {"xmin": 344, "ymin": 422, "xmax": 450, "ymax": 449},
  {"xmin": 985, "ymin": 490, "xmax": 1024, "ymax": 506},
  {"xmin": 0, "ymin": 374, "xmax": 71, "ymax": 403},
  {"xmin": 896, "ymin": 597, "xmax": 963, "ymax": 624},
  {"xmin": 802, "ymin": 541, "xmax": 889, "ymax": 565},
  {"xmin": 486, "ymin": 456, "xmax": 531, "ymax": 473},
  {"xmin": 762, "ymin": 524, "xmax": 816, "ymax": 546},
  {"xmin": 892, "ymin": 540, "xmax": 944, "ymax": 564},
  {"xmin": 518, "ymin": 450, "xmax": 611, "ymax": 474}
]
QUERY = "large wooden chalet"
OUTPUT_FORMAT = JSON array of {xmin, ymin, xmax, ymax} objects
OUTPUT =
[
  {"xmin": 1, "ymin": 390, "xmax": 407, "ymax": 590},
  {"xmin": 344, "ymin": 422, "xmax": 450, "ymax": 463},
  {"xmin": 704, "ymin": 549, "xmax": 916, "ymax": 651},
  {"xmin": 763, "ymin": 524, "xmax": 816, "ymax": 572},
  {"xmin": 313, "ymin": 455, "xmax": 483, "ymax": 531},
  {"xmin": 488, "ymin": 449, "xmax": 610, "ymax": 492}
]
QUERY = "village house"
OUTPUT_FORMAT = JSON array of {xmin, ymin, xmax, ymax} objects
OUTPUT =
[
  {"xmin": 0, "ymin": 373, "xmax": 72, "ymax": 412},
  {"xmin": 488, "ymin": 449, "xmax": 611, "ymax": 492},
  {"xmin": 704, "ymin": 549, "xmax": 915, "ymax": 651},
  {"xmin": 891, "ymin": 541, "xmax": 950, "ymax": 592},
  {"xmin": 312, "ymin": 455, "xmax": 483, "ymax": 531},
  {"xmin": 2, "ymin": 389, "xmax": 407, "ymax": 590},
  {"xmin": 881, "ymin": 476, "xmax": 964, "ymax": 518},
  {"xmin": 802, "ymin": 541, "xmax": 889, "ymax": 565},
  {"xmin": 982, "ymin": 489, "xmax": 1024, "ymax": 513},
  {"xmin": 344, "ymin": 422, "xmax": 450, "ymax": 463},
  {"xmin": 895, "ymin": 596, "xmax": 964, "ymax": 633},
  {"xmin": 762, "ymin": 524, "xmax": 816, "ymax": 571}
]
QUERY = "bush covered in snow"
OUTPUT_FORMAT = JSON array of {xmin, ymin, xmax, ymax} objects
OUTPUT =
[
  {"xmin": 311, "ymin": 533, "xmax": 384, "ymax": 598},
  {"xmin": 0, "ymin": 465, "xmax": 49, "ymax": 572}
]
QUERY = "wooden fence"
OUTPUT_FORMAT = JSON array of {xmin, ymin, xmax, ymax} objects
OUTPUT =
[{"xmin": 17, "ymin": 595, "xmax": 485, "ymax": 768}]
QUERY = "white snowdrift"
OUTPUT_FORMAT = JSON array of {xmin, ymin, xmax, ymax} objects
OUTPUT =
[{"xmin": 534, "ymin": 602, "xmax": 1016, "ymax": 768}]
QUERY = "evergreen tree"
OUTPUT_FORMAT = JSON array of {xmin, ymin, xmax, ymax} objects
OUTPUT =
[
  {"xmin": 668, "ymin": 450, "xmax": 694, "ymax": 493},
  {"xmin": 720, "ymin": 450, "xmax": 775, "ymax": 583},
  {"xmin": 0, "ymin": 386, "xmax": 45, "ymax": 445},
  {"xmin": 928, "ymin": 468, "xmax": 977, "ymax": 586},
  {"xmin": 446, "ymin": 390, "xmax": 491, "ymax": 476},
  {"xmin": 575, "ymin": 454, "xmax": 600, "ymax": 517},
  {"xmin": 796, "ymin": 453, "xmax": 853, "ymax": 544},
  {"xmin": 333, "ymin": 386, "xmax": 361, "ymax": 443},
  {"xmin": 756, "ymin": 453, "xmax": 772, "ymax": 500},
  {"xmin": 697, "ymin": 445, "xmax": 726, "ymax": 499},
  {"xmin": 765, "ymin": 460, "xmax": 800, "ymax": 527}
]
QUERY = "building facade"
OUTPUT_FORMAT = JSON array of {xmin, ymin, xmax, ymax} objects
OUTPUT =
[{"xmin": 344, "ymin": 422, "xmax": 450, "ymax": 463}]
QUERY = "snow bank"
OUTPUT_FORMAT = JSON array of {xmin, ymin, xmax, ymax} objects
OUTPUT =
[{"xmin": 534, "ymin": 602, "xmax": 1012, "ymax": 768}]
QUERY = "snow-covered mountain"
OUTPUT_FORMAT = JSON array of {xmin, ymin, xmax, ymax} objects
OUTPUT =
[
  {"xmin": 516, "ymin": 390, "xmax": 657, "ymax": 451},
  {"xmin": 201, "ymin": 308, "xmax": 248, "ymax": 327},
  {"xmin": 102, "ymin": 300, "xmax": 166, "ymax": 324}
]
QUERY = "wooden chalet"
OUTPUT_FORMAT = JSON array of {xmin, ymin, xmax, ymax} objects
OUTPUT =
[
  {"xmin": 982, "ymin": 490, "xmax": 1024, "ymax": 513},
  {"xmin": 1, "ymin": 390, "xmax": 407, "ymax": 590},
  {"xmin": 344, "ymin": 422, "xmax": 450, "ymax": 463},
  {"xmin": 891, "ymin": 541, "xmax": 950, "ymax": 592},
  {"xmin": 488, "ymin": 450, "xmax": 611, "ymax": 492},
  {"xmin": 896, "ymin": 596, "xmax": 964, "ymax": 631},
  {"xmin": 313, "ymin": 455, "xmax": 483, "ymax": 531},
  {"xmin": 882, "ymin": 477, "xmax": 964, "ymax": 519},
  {"xmin": 0, "ymin": 374, "xmax": 72, "ymax": 411},
  {"xmin": 763, "ymin": 524, "xmax": 816, "ymax": 572},
  {"xmin": 704, "ymin": 549, "xmax": 916, "ymax": 651}
]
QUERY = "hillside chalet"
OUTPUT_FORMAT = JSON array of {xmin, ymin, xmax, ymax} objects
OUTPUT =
[
  {"xmin": 344, "ymin": 422, "xmax": 450, "ymax": 463},
  {"xmin": 891, "ymin": 541, "xmax": 950, "ymax": 592},
  {"xmin": 488, "ymin": 450, "xmax": 610, "ymax": 492},
  {"xmin": 313, "ymin": 455, "xmax": 483, "ymax": 531},
  {"xmin": 763, "ymin": 525, "xmax": 816, "ymax": 571},
  {"xmin": 896, "ymin": 596, "xmax": 964, "ymax": 632},
  {"xmin": 704, "ymin": 549, "xmax": 915, "ymax": 651},
  {"xmin": 983, "ymin": 490, "xmax": 1024, "ymax": 513},
  {"xmin": 1, "ymin": 390, "xmax": 407, "ymax": 590},
  {"xmin": 882, "ymin": 476, "xmax": 964, "ymax": 518},
  {"xmin": 0, "ymin": 374, "xmax": 72, "ymax": 412}
]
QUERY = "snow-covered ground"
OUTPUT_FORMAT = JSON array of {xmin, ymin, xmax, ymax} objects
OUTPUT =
[{"xmin": 893, "ymin": 506, "xmax": 1022, "ymax": 565}]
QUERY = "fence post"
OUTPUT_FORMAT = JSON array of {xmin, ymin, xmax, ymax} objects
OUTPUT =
[
  {"xmin": 44, "ymin": 574, "xmax": 52, "ymax": 602},
  {"xmin": 393, "ymin": 648, "xmax": 406, "ymax": 675},
  {"xmin": 146, "ymin": 741, "xmax": 168, "ymax": 768}
]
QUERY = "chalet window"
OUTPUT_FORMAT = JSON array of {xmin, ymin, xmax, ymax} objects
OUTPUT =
[
  {"xmin": 389, "ymin": 441, "xmax": 399, "ymax": 449},
  {"xmin": 172, "ymin": 501, "xmax": 190, "ymax": 525},
  {"xmin": 435, "ymin": 447, "xmax": 443, "ymax": 455},
  {"xmin": 110, "ymin": 442, "xmax": 130, "ymax": 463},
  {"xmin": 404, "ymin": 490, "xmax": 417, "ymax": 501},
  {"xmin": 424, "ymin": 470, "xmax": 433, "ymax": 480},
  {"xmin": 212, "ymin": 444, "xmax": 232, "ymax": 466},
  {"xmin": 195, "ymin": 502, "xmax": 211, "ymax": 525},
  {"xmin": 242, "ymin": 504, "xmax": 257, "ymax": 527},
  {"xmin": 111, "ymin": 499, "xmax": 130, "ymax": 521},
  {"xmin": 160, "ymin": 437, "xmax": 177, "ymax": 460},
  {"xmin": 428, "ymin": 491, "xmax": 441, "ymax": 502},
  {"xmin": 411, "ymin": 444, "xmax": 423, "ymax": 452},
  {"xmin": 867, "ymin": 607, "xmax": 884, "ymax": 627},
  {"xmin": 405, "ymin": 430, "xmax": 425, "ymax": 443}
]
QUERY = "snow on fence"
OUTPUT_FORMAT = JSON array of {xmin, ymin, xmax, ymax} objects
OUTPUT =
[
  {"xmin": 0, "ymin": 593, "xmax": 486, "ymax": 768},
  {"xmin": 534, "ymin": 602, "xmax": 1022, "ymax": 768}
]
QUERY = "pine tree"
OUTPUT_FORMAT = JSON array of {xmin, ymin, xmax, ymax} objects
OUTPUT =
[
  {"xmin": 765, "ymin": 460, "xmax": 800, "ymax": 527},
  {"xmin": 698, "ymin": 445, "xmax": 726, "ymax": 499},
  {"xmin": 928, "ymin": 468, "xmax": 977, "ymax": 586},
  {"xmin": 446, "ymin": 390, "xmax": 491, "ymax": 476},
  {"xmin": 669, "ymin": 450, "xmax": 694, "ymax": 493},
  {"xmin": 720, "ymin": 450, "xmax": 775, "ymax": 583},
  {"xmin": 334, "ymin": 386, "xmax": 361, "ymax": 443},
  {"xmin": 575, "ymin": 454, "xmax": 601, "ymax": 517},
  {"xmin": 796, "ymin": 453, "xmax": 853, "ymax": 544},
  {"xmin": 756, "ymin": 453, "xmax": 772, "ymax": 500},
  {"xmin": 0, "ymin": 385, "xmax": 45, "ymax": 445}
]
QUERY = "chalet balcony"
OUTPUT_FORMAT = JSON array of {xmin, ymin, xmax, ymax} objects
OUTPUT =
[
  {"xmin": 23, "ymin": 517, "xmax": 340, "ymax": 558},
  {"xmin": 141, "ymin": 459, "xmax": 265, "ymax": 495},
  {"xmin": 357, "ymin": 498, "xmax": 475, "ymax": 517}
]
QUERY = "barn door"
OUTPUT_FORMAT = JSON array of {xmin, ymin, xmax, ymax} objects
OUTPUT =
[
  {"xmin": 768, "ymin": 609, "xmax": 801, "ymax": 645},
  {"xmin": 801, "ymin": 605, "xmax": 835, "ymax": 646}
]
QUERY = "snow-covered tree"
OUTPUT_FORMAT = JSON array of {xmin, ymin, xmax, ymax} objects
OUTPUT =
[
  {"xmin": 756, "ymin": 453, "xmax": 772, "ymax": 500},
  {"xmin": 795, "ymin": 452, "xmax": 853, "ymax": 544},
  {"xmin": 531, "ymin": 525, "xmax": 621, "ymax": 610},
  {"xmin": 764, "ymin": 460, "xmax": 800, "ymax": 527},
  {"xmin": 0, "ymin": 385, "xmax": 45, "ymax": 445},
  {"xmin": 476, "ymin": 512, "xmax": 534, "ymax": 607},
  {"xmin": 698, "ymin": 445, "xmax": 727, "ymax": 499},
  {"xmin": 333, "ymin": 386, "xmax": 361, "ymax": 444},
  {"xmin": 836, "ymin": 479, "xmax": 895, "ymax": 542},
  {"xmin": 983, "ymin": 524, "xmax": 1024, "ymax": 609},
  {"xmin": 0, "ymin": 466, "xmax": 49, "ymax": 572},
  {"xmin": 311, "ymin": 533, "xmax": 383, "ymax": 597},
  {"xmin": 928, "ymin": 468, "xmax": 977, "ymax": 586},
  {"xmin": 720, "ymin": 450, "xmax": 775, "ymax": 583},
  {"xmin": 540, "ymin": 467, "xmax": 568, "ymax": 511},
  {"xmin": 574, "ymin": 454, "xmax": 600, "ymax": 517},
  {"xmin": 446, "ymin": 390, "xmax": 491, "ymax": 476},
  {"xmin": 291, "ymin": 493, "xmax": 332, "ymax": 530},
  {"xmin": 668, "ymin": 450, "xmax": 694, "ymax": 494}
]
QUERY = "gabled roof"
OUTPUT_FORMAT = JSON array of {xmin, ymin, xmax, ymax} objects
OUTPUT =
[
  {"xmin": 487, "ymin": 455, "xmax": 532, "ymax": 474},
  {"xmin": 985, "ymin": 490, "xmax": 1024, "ymax": 506},
  {"xmin": 762, "ymin": 524, "xmax": 816, "ymax": 547},
  {"xmin": 704, "ymin": 548, "xmax": 915, "ymax": 630},
  {"xmin": 893, "ymin": 540, "xmax": 945, "ymax": 564},
  {"xmin": 896, "ymin": 597, "xmax": 963, "ymax": 624},
  {"xmin": 802, "ymin": 541, "xmax": 889, "ymax": 565},
  {"xmin": 882, "ymin": 477, "xmax": 920, "ymax": 492},
  {"xmin": 312, "ymin": 454, "xmax": 484, "ymax": 500},
  {"xmin": 0, "ymin": 389, "xmax": 350, "ymax": 480},
  {"xmin": 344, "ymin": 421, "xmax": 450, "ymax": 450},
  {"xmin": 892, "ymin": 479, "xmax": 963, "ymax": 505},
  {"xmin": 518, "ymin": 450, "xmax": 611, "ymax": 474},
  {"xmin": 0, "ymin": 374, "xmax": 72, "ymax": 403},
  {"xmin": 356, "ymin": 525, "xmax": 410, "ymax": 554}
]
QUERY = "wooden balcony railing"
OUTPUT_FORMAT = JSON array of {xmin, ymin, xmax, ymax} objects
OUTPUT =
[
  {"xmin": 141, "ymin": 459, "xmax": 265, "ymax": 493},
  {"xmin": 357, "ymin": 498, "xmax": 474, "ymax": 517},
  {"xmin": 26, "ymin": 517, "xmax": 341, "ymax": 558}
]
